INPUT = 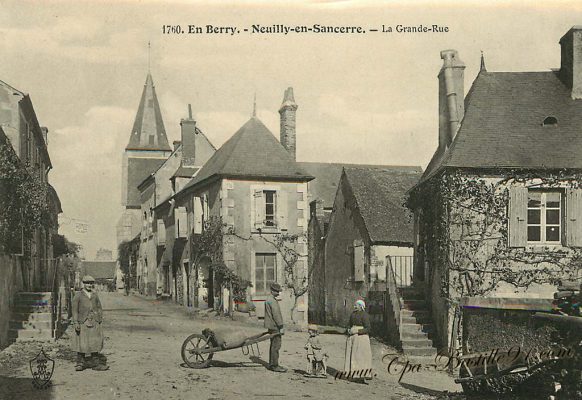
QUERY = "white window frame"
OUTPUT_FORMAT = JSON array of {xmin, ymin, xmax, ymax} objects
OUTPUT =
[
  {"xmin": 527, "ymin": 190, "xmax": 563, "ymax": 244},
  {"xmin": 254, "ymin": 253, "xmax": 277, "ymax": 295}
]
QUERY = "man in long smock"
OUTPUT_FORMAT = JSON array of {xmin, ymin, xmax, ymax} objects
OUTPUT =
[{"xmin": 71, "ymin": 275, "xmax": 109, "ymax": 371}]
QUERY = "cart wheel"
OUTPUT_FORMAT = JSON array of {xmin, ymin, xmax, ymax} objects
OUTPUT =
[{"xmin": 181, "ymin": 333, "xmax": 214, "ymax": 368}]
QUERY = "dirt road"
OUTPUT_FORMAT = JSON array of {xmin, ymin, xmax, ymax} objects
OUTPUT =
[{"xmin": 0, "ymin": 292, "xmax": 463, "ymax": 400}]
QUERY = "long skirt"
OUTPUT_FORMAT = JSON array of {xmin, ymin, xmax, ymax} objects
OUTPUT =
[
  {"xmin": 343, "ymin": 334, "xmax": 373, "ymax": 378},
  {"xmin": 71, "ymin": 323, "xmax": 104, "ymax": 355}
]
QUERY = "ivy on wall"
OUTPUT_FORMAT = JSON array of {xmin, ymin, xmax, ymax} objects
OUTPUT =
[
  {"xmin": 0, "ymin": 140, "xmax": 50, "ymax": 254},
  {"xmin": 408, "ymin": 169, "xmax": 582, "ymax": 302}
]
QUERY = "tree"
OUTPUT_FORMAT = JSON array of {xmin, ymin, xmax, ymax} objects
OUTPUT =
[{"xmin": 261, "ymin": 233, "xmax": 309, "ymax": 324}]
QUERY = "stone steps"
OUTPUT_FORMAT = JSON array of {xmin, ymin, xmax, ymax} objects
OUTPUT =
[
  {"xmin": 399, "ymin": 287, "xmax": 437, "ymax": 359},
  {"xmin": 8, "ymin": 292, "xmax": 55, "ymax": 342}
]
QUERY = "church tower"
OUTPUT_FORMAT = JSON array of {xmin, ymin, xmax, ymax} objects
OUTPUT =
[{"xmin": 116, "ymin": 73, "xmax": 172, "ymax": 244}]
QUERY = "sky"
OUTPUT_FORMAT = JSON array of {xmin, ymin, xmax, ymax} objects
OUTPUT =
[{"xmin": 1, "ymin": 0, "xmax": 582, "ymax": 259}]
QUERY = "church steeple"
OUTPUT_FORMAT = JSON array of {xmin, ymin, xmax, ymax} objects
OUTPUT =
[{"xmin": 125, "ymin": 73, "xmax": 171, "ymax": 151}]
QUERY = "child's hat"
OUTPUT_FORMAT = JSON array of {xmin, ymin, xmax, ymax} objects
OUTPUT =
[{"xmin": 308, "ymin": 324, "xmax": 319, "ymax": 332}]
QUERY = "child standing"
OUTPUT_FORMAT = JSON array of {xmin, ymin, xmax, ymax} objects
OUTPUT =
[{"xmin": 305, "ymin": 324, "xmax": 328, "ymax": 377}]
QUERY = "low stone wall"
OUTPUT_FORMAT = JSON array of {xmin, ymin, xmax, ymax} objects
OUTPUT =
[
  {"xmin": 0, "ymin": 254, "xmax": 24, "ymax": 349},
  {"xmin": 461, "ymin": 297, "xmax": 556, "ymax": 353}
]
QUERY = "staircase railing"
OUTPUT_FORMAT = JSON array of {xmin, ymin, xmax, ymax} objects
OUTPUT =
[{"xmin": 385, "ymin": 256, "xmax": 403, "ymax": 348}]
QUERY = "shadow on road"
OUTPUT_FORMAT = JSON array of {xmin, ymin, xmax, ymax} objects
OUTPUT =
[
  {"xmin": 400, "ymin": 382, "xmax": 443, "ymax": 396},
  {"xmin": 0, "ymin": 375, "xmax": 56, "ymax": 400}
]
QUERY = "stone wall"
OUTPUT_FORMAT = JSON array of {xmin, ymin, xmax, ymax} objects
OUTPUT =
[{"xmin": 0, "ymin": 254, "xmax": 24, "ymax": 349}]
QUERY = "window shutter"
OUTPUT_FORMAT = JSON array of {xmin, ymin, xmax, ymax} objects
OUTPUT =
[
  {"xmin": 194, "ymin": 197, "xmax": 203, "ymax": 234},
  {"xmin": 277, "ymin": 190, "xmax": 288, "ymax": 231},
  {"xmin": 508, "ymin": 186, "xmax": 527, "ymax": 247},
  {"xmin": 353, "ymin": 242, "xmax": 365, "ymax": 282},
  {"xmin": 157, "ymin": 219, "xmax": 166, "ymax": 245},
  {"xmin": 566, "ymin": 188, "xmax": 582, "ymax": 247},
  {"xmin": 254, "ymin": 190, "xmax": 264, "ymax": 229},
  {"xmin": 175, "ymin": 207, "xmax": 188, "ymax": 238}
]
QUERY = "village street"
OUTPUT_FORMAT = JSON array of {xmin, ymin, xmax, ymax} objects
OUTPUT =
[{"xmin": 0, "ymin": 292, "xmax": 462, "ymax": 400}]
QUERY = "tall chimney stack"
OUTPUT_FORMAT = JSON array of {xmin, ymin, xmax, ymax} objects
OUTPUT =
[
  {"xmin": 438, "ymin": 49, "xmax": 465, "ymax": 152},
  {"xmin": 41, "ymin": 127, "xmax": 48, "ymax": 146},
  {"xmin": 559, "ymin": 26, "xmax": 582, "ymax": 99},
  {"xmin": 180, "ymin": 104, "xmax": 197, "ymax": 167},
  {"xmin": 279, "ymin": 87, "xmax": 298, "ymax": 160}
]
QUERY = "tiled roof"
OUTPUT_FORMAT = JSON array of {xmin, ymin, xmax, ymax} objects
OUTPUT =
[
  {"xmin": 182, "ymin": 117, "xmax": 313, "ymax": 193},
  {"xmin": 125, "ymin": 73, "xmax": 171, "ymax": 151},
  {"xmin": 422, "ymin": 71, "xmax": 582, "ymax": 181},
  {"xmin": 299, "ymin": 162, "xmax": 421, "ymax": 207},
  {"xmin": 126, "ymin": 157, "xmax": 166, "ymax": 208},
  {"xmin": 344, "ymin": 166, "xmax": 422, "ymax": 244},
  {"xmin": 81, "ymin": 261, "xmax": 117, "ymax": 280}
]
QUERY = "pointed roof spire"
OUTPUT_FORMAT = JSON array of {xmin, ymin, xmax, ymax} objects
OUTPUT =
[
  {"xmin": 252, "ymin": 93, "xmax": 257, "ymax": 118},
  {"xmin": 480, "ymin": 50, "xmax": 487, "ymax": 72},
  {"xmin": 148, "ymin": 41, "xmax": 151, "ymax": 72},
  {"xmin": 125, "ymin": 73, "xmax": 171, "ymax": 151}
]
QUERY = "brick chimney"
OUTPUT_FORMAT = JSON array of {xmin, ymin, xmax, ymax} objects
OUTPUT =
[
  {"xmin": 559, "ymin": 26, "xmax": 582, "ymax": 99},
  {"xmin": 180, "ymin": 104, "xmax": 196, "ymax": 167},
  {"xmin": 438, "ymin": 50, "xmax": 465, "ymax": 152},
  {"xmin": 279, "ymin": 87, "xmax": 298, "ymax": 160}
]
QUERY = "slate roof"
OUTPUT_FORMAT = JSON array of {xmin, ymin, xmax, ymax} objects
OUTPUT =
[
  {"xmin": 299, "ymin": 162, "xmax": 421, "ymax": 207},
  {"xmin": 181, "ymin": 117, "xmax": 313, "ymax": 193},
  {"xmin": 422, "ymin": 71, "xmax": 582, "ymax": 182},
  {"xmin": 126, "ymin": 157, "xmax": 166, "ymax": 208},
  {"xmin": 125, "ymin": 73, "xmax": 171, "ymax": 151},
  {"xmin": 344, "ymin": 166, "xmax": 422, "ymax": 244},
  {"xmin": 81, "ymin": 261, "xmax": 117, "ymax": 280}
]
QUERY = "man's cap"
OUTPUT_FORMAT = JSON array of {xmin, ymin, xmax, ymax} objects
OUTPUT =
[
  {"xmin": 270, "ymin": 282, "xmax": 282, "ymax": 292},
  {"xmin": 82, "ymin": 275, "xmax": 95, "ymax": 283}
]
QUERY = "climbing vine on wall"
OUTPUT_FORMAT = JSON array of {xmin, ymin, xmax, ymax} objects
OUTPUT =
[
  {"xmin": 408, "ymin": 169, "xmax": 582, "ymax": 302},
  {"xmin": 193, "ymin": 216, "xmax": 251, "ymax": 304},
  {"xmin": 0, "ymin": 139, "xmax": 50, "ymax": 254}
]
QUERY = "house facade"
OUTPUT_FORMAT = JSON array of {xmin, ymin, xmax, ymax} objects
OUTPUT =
[
  {"xmin": 408, "ymin": 27, "xmax": 582, "ymax": 352},
  {"xmin": 156, "ymin": 89, "xmax": 314, "ymax": 323}
]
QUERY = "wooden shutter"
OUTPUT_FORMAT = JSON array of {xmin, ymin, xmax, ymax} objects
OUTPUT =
[
  {"xmin": 194, "ymin": 197, "xmax": 203, "ymax": 234},
  {"xmin": 566, "ymin": 188, "xmax": 582, "ymax": 247},
  {"xmin": 253, "ymin": 190, "xmax": 264, "ymax": 229},
  {"xmin": 353, "ymin": 241, "xmax": 365, "ymax": 282},
  {"xmin": 175, "ymin": 207, "xmax": 188, "ymax": 238},
  {"xmin": 508, "ymin": 186, "xmax": 527, "ymax": 247},
  {"xmin": 157, "ymin": 219, "xmax": 166, "ymax": 245},
  {"xmin": 277, "ymin": 190, "xmax": 288, "ymax": 231}
]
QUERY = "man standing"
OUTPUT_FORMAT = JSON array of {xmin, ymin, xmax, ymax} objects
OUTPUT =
[
  {"xmin": 71, "ymin": 275, "xmax": 109, "ymax": 371},
  {"xmin": 264, "ymin": 283, "xmax": 286, "ymax": 372}
]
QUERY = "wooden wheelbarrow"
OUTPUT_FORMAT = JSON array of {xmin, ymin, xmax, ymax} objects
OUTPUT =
[{"xmin": 181, "ymin": 329, "xmax": 279, "ymax": 369}]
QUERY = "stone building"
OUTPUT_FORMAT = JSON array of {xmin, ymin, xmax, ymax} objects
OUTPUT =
[
  {"xmin": 156, "ymin": 89, "xmax": 314, "ymax": 323},
  {"xmin": 0, "ymin": 78, "xmax": 62, "ymax": 346},
  {"xmin": 407, "ymin": 27, "xmax": 582, "ymax": 353},
  {"xmin": 137, "ymin": 106, "xmax": 215, "ymax": 297},
  {"xmin": 320, "ymin": 166, "xmax": 421, "ymax": 328}
]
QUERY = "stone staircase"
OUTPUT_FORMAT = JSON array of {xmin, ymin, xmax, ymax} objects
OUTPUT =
[
  {"xmin": 399, "ymin": 287, "xmax": 437, "ymax": 359},
  {"xmin": 8, "ymin": 292, "xmax": 54, "ymax": 342}
]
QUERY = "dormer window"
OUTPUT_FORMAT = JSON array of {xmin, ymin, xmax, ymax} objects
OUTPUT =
[{"xmin": 542, "ymin": 116, "xmax": 558, "ymax": 127}]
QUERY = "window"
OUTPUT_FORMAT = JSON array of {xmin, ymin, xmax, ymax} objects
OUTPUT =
[
  {"xmin": 527, "ymin": 191, "xmax": 562, "ymax": 243},
  {"xmin": 255, "ymin": 253, "xmax": 276, "ymax": 295},
  {"xmin": 542, "ymin": 116, "xmax": 558, "ymax": 127},
  {"xmin": 264, "ymin": 190, "xmax": 276, "ymax": 227}
]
